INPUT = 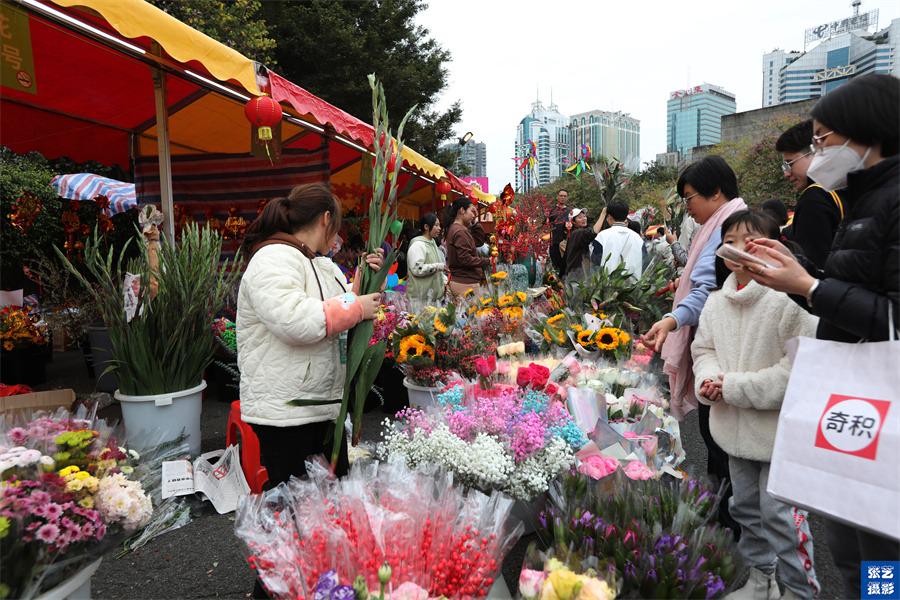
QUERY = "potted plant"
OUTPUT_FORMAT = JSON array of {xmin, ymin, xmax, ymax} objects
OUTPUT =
[
  {"xmin": 58, "ymin": 223, "xmax": 241, "ymax": 455},
  {"xmin": 0, "ymin": 304, "xmax": 50, "ymax": 385}
]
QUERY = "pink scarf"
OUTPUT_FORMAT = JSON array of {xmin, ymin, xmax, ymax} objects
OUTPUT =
[{"xmin": 662, "ymin": 198, "xmax": 747, "ymax": 420}]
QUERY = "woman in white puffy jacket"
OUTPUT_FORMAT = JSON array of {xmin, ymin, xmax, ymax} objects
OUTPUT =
[{"xmin": 236, "ymin": 184, "xmax": 382, "ymax": 484}]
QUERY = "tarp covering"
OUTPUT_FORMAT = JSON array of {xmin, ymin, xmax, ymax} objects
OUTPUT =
[{"xmin": 51, "ymin": 173, "xmax": 137, "ymax": 214}]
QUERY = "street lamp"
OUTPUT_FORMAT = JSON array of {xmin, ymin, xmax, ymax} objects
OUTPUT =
[{"xmin": 454, "ymin": 131, "xmax": 474, "ymax": 172}]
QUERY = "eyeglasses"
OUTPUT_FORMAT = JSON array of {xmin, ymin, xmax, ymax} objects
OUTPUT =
[
  {"xmin": 781, "ymin": 147, "xmax": 814, "ymax": 174},
  {"xmin": 680, "ymin": 192, "xmax": 700, "ymax": 204},
  {"xmin": 812, "ymin": 130, "xmax": 834, "ymax": 148}
]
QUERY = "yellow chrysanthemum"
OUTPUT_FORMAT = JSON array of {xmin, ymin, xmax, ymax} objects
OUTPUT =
[
  {"xmin": 433, "ymin": 317, "xmax": 448, "ymax": 334},
  {"xmin": 617, "ymin": 329, "xmax": 632, "ymax": 345},
  {"xmin": 58, "ymin": 465, "xmax": 80, "ymax": 478},
  {"xmin": 502, "ymin": 306, "xmax": 524, "ymax": 320},
  {"xmin": 78, "ymin": 496, "xmax": 94, "ymax": 509},
  {"xmin": 490, "ymin": 271, "xmax": 508, "ymax": 280},
  {"xmin": 498, "ymin": 294, "xmax": 514, "ymax": 308},
  {"xmin": 547, "ymin": 313, "xmax": 564, "ymax": 325},
  {"xmin": 597, "ymin": 328, "xmax": 620, "ymax": 350},
  {"xmin": 515, "ymin": 291, "xmax": 527, "ymax": 303}
]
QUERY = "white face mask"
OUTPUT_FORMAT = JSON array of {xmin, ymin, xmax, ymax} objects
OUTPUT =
[{"xmin": 807, "ymin": 140, "xmax": 870, "ymax": 192}]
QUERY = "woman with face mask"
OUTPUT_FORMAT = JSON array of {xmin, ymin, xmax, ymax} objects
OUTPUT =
[{"xmin": 744, "ymin": 74, "xmax": 899, "ymax": 598}]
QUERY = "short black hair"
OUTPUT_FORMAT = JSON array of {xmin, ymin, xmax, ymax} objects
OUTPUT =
[
  {"xmin": 760, "ymin": 199, "xmax": 789, "ymax": 227},
  {"xmin": 721, "ymin": 209, "xmax": 780, "ymax": 241},
  {"xmin": 677, "ymin": 156, "xmax": 739, "ymax": 200},
  {"xmin": 626, "ymin": 219, "xmax": 641, "ymax": 235},
  {"xmin": 419, "ymin": 212, "xmax": 438, "ymax": 232},
  {"xmin": 775, "ymin": 120, "xmax": 813, "ymax": 154},
  {"xmin": 811, "ymin": 74, "xmax": 900, "ymax": 157},
  {"xmin": 607, "ymin": 201, "xmax": 629, "ymax": 221},
  {"xmin": 557, "ymin": 188, "xmax": 569, "ymax": 195}
]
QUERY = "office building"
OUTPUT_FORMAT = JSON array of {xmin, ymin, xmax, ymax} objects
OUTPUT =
[
  {"xmin": 666, "ymin": 83, "xmax": 736, "ymax": 161},
  {"xmin": 764, "ymin": 7, "xmax": 898, "ymax": 106},
  {"xmin": 763, "ymin": 49, "xmax": 802, "ymax": 107},
  {"xmin": 569, "ymin": 110, "xmax": 640, "ymax": 172},
  {"xmin": 514, "ymin": 97, "xmax": 569, "ymax": 192},
  {"xmin": 460, "ymin": 141, "xmax": 487, "ymax": 178}
]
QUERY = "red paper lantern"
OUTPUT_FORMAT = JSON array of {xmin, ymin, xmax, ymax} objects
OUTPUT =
[
  {"xmin": 436, "ymin": 179, "xmax": 452, "ymax": 202},
  {"xmin": 244, "ymin": 96, "xmax": 281, "ymax": 141}
]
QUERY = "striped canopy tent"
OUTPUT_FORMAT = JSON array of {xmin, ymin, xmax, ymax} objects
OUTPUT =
[{"xmin": 0, "ymin": 0, "xmax": 473, "ymax": 252}]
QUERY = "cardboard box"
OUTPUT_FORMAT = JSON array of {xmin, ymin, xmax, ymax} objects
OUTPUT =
[{"xmin": 0, "ymin": 388, "xmax": 76, "ymax": 413}]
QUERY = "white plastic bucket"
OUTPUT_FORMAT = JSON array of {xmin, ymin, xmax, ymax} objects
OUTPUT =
[
  {"xmin": 402, "ymin": 378, "xmax": 440, "ymax": 409},
  {"xmin": 115, "ymin": 380, "xmax": 206, "ymax": 456},
  {"xmin": 36, "ymin": 558, "xmax": 102, "ymax": 600}
]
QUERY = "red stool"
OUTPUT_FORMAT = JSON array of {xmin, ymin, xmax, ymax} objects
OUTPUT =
[{"xmin": 226, "ymin": 400, "xmax": 269, "ymax": 493}]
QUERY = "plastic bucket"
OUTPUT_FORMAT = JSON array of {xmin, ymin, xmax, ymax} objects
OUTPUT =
[
  {"xmin": 115, "ymin": 380, "xmax": 206, "ymax": 456},
  {"xmin": 402, "ymin": 378, "xmax": 440, "ymax": 409},
  {"xmin": 36, "ymin": 558, "xmax": 102, "ymax": 600}
]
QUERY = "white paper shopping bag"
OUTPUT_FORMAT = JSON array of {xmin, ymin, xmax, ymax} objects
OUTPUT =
[{"xmin": 768, "ymin": 336, "xmax": 900, "ymax": 540}]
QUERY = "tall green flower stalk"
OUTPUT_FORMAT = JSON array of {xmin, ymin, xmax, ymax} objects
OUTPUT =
[
  {"xmin": 295, "ymin": 75, "xmax": 415, "ymax": 468},
  {"xmin": 57, "ymin": 224, "xmax": 242, "ymax": 395}
]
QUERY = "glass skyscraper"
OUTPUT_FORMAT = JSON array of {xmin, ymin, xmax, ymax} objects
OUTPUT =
[
  {"xmin": 569, "ymin": 110, "xmax": 640, "ymax": 173},
  {"xmin": 666, "ymin": 83, "xmax": 736, "ymax": 161}
]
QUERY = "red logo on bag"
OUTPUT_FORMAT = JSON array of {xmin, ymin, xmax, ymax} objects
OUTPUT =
[
  {"xmin": 814, "ymin": 394, "xmax": 891, "ymax": 460},
  {"xmin": 212, "ymin": 465, "xmax": 229, "ymax": 480}
]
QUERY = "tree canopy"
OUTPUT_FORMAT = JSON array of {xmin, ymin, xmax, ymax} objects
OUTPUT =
[{"xmin": 261, "ymin": 0, "xmax": 461, "ymax": 156}]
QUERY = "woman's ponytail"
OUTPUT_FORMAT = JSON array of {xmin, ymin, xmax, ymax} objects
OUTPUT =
[{"xmin": 241, "ymin": 183, "xmax": 342, "ymax": 255}]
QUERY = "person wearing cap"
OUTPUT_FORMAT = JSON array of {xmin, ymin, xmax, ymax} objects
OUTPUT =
[{"xmin": 564, "ymin": 207, "xmax": 604, "ymax": 281}]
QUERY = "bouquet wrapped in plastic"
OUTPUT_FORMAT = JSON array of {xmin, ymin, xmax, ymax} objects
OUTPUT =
[
  {"xmin": 528, "ymin": 472, "xmax": 739, "ymax": 599},
  {"xmin": 380, "ymin": 373, "xmax": 586, "ymax": 502},
  {"xmin": 234, "ymin": 459, "xmax": 523, "ymax": 599}
]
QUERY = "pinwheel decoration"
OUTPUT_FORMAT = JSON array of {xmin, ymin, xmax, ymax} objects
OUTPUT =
[
  {"xmin": 518, "ymin": 140, "xmax": 538, "ymax": 174},
  {"xmin": 565, "ymin": 143, "xmax": 593, "ymax": 179}
]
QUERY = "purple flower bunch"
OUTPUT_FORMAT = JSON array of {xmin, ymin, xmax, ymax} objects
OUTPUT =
[{"xmin": 532, "ymin": 472, "xmax": 739, "ymax": 599}]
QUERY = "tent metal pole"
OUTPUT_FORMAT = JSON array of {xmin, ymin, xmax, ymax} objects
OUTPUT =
[{"xmin": 152, "ymin": 63, "xmax": 176, "ymax": 241}]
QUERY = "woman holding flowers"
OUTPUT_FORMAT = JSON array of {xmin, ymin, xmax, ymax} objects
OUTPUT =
[
  {"xmin": 406, "ymin": 213, "xmax": 447, "ymax": 306},
  {"xmin": 237, "ymin": 184, "xmax": 384, "ymax": 485}
]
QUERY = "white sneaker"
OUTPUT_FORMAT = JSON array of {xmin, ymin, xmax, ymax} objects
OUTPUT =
[{"xmin": 724, "ymin": 568, "xmax": 780, "ymax": 600}]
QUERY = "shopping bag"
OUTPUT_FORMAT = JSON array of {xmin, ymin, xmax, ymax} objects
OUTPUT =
[{"xmin": 767, "ymin": 335, "xmax": 900, "ymax": 540}]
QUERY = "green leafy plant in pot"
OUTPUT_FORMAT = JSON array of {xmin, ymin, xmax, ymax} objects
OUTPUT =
[{"xmin": 57, "ymin": 223, "xmax": 242, "ymax": 454}]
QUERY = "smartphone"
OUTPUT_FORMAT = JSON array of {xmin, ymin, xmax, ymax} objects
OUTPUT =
[{"xmin": 715, "ymin": 244, "xmax": 775, "ymax": 269}]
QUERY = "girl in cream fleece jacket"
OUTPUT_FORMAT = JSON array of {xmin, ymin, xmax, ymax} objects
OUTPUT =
[{"xmin": 691, "ymin": 210, "xmax": 819, "ymax": 600}]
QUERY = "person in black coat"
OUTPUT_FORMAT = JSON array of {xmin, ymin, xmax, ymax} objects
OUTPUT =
[
  {"xmin": 776, "ymin": 119, "xmax": 844, "ymax": 269},
  {"xmin": 745, "ymin": 74, "xmax": 899, "ymax": 599}
]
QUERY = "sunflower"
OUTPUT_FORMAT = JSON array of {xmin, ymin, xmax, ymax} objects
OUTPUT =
[
  {"xmin": 596, "ymin": 327, "xmax": 620, "ymax": 351},
  {"xmin": 555, "ymin": 330, "xmax": 567, "ymax": 344},
  {"xmin": 502, "ymin": 306, "xmax": 524, "ymax": 320},
  {"xmin": 617, "ymin": 329, "xmax": 632, "ymax": 345},
  {"xmin": 480, "ymin": 296, "xmax": 494, "ymax": 307},
  {"xmin": 2, "ymin": 341, "xmax": 12, "ymax": 351},
  {"xmin": 433, "ymin": 316, "xmax": 448, "ymax": 334},
  {"xmin": 547, "ymin": 313, "xmax": 564, "ymax": 325},
  {"xmin": 498, "ymin": 294, "xmax": 514, "ymax": 308},
  {"xmin": 543, "ymin": 329, "xmax": 553, "ymax": 343},
  {"xmin": 570, "ymin": 324, "xmax": 584, "ymax": 333},
  {"xmin": 515, "ymin": 291, "xmax": 527, "ymax": 303},
  {"xmin": 577, "ymin": 329, "xmax": 596, "ymax": 347},
  {"xmin": 463, "ymin": 288, "xmax": 475, "ymax": 297},
  {"xmin": 490, "ymin": 271, "xmax": 508, "ymax": 280},
  {"xmin": 476, "ymin": 308, "xmax": 495, "ymax": 319}
]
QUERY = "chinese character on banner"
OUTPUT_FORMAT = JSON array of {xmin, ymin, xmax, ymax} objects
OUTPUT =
[
  {"xmin": 863, "ymin": 562, "xmax": 900, "ymax": 600},
  {"xmin": 815, "ymin": 394, "xmax": 891, "ymax": 460},
  {"xmin": 694, "ymin": 85, "xmax": 702, "ymax": 93}
]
